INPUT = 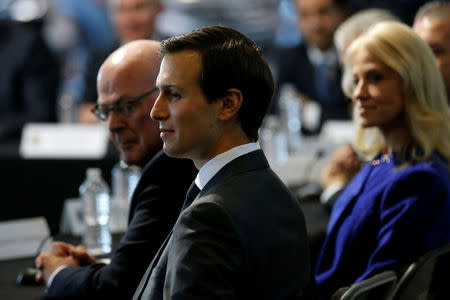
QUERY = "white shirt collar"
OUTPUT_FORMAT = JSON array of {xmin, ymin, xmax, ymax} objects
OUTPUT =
[
  {"xmin": 306, "ymin": 44, "xmax": 338, "ymax": 67},
  {"xmin": 194, "ymin": 142, "xmax": 260, "ymax": 190}
]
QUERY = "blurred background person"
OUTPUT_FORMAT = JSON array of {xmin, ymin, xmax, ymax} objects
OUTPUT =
[
  {"xmin": 0, "ymin": 17, "xmax": 60, "ymax": 142},
  {"xmin": 35, "ymin": 40, "xmax": 197, "ymax": 299},
  {"xmin": 43, "ymin": 0, "xmax": 115, "ymax": 124},
  {"xmin": 155, "ymin": 0, "xmax": 279, "ymax": 53},
  {"xmin": 314, "ymin": 21, "xmax": 450, "ymax": 299},
  {"xmin": 347, "ymin": 0, "xmax": 432, "ymax": 25},
  {"xmin": 79, "ymin": 0, "xmax": 163, "ymax": 123},
  {"xmin": 413, "ymin": 1, "xmax": 450, "ymax": 104},
  {"xmin": 274, "ymin": 0, "xmax": 351, "ymax": 135}
]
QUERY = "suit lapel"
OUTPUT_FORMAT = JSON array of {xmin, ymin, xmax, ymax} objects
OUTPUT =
[
  {"xmin": 129, "ymin": 151, "xmax": 167, "ymax": 221},
  {"xmin": 327, "ymin": 163, "xmax": 372, "ymax": 233},
  {"xmin": 133, "ymin": 228, "xmax": 173, "ymax": 300}
]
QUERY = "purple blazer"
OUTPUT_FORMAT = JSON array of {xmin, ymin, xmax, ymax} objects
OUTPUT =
[{"xmin": 314, "ymin": 152, "xmax": 450, "ymax": 299}]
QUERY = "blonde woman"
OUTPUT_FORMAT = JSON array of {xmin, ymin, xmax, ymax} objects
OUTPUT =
[{"xmin": 314, "ymin": 21, "xmax": 450, "ymax": 299}]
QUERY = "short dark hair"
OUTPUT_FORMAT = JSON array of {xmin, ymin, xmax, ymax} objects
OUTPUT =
[{"xmin": 159, "ymin": 25, "xmax": 274, "ymax": 141}]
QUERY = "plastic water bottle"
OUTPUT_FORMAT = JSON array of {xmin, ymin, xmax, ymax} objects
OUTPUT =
[
  {"xmin": 79, "ymin": 168, "xmax": 111, "ymax": 255},
  {"xmin": 110, "ymin": 161, "xmax": 141, "ymax": 233},
  {"xmin": 279, "ymin": 83, "xmax": 302, "ymax": 153},
  {"xmin": 260, "ymin": 115, "xmax": 288, "ymax": 165}
]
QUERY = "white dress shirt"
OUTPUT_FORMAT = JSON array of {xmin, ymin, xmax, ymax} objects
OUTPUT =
[{"xmin": 194, "ymin": 142, "xmax": 260, "ymax": 190}]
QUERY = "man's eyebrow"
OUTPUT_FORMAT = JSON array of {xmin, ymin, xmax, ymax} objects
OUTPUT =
[
  {"xmin": 157, "ymin": 83, "xmax": 175, "ymax": 90},
  {"xmin": 99, "ymin": 96, "xmax": 126, "ymax": 107}
]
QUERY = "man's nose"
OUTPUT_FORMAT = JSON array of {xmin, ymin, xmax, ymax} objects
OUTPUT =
[
  {"xmin": 150, "ymin": 95, "xmax": 168, "ymax": 121},
  {"xmin": 108, "ymin": 111, "xmax": 126, "ymax": 131}
]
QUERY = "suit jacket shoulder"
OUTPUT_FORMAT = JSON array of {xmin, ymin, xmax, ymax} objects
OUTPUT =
[{"xmin": 163, "ymin": 150, "xmax": 312, "ymax": 299}]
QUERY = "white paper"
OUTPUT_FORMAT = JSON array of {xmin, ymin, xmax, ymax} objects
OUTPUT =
[{"xmin": 0, "ymin": 217, "xmax": 50, "ymax": 261}]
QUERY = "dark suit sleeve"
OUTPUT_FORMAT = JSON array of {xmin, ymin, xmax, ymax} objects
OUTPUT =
[
  {"xmin": 356, "ymin": 169, "xmax": 450, "ymax": 281},
  {"xmin": 164, "ymin": 200, "xmax": 244, "ymax": 299},
  {"xmin": 45, "ymin": 157, "xmax": 195, "ymax": 300}
]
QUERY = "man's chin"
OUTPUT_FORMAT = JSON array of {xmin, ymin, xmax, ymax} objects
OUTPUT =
[
  {"xmin": 162, "ymin": 145, "xmax": 184, "ymax": 159},
  {"xmin": 120, "ymin": 151, "xmax": 142, "ymax": 166}
]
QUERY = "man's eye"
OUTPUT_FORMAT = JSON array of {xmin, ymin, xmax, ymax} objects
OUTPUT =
[
  {"xmin": 123, "ymin": 102, "xmax": 135, "ymax": 113},
  {"xmin": 168, "ymin": 91, "xmax": 181, "ymax": 101}
]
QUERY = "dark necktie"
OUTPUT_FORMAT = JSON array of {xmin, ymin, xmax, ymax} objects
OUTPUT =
[
  {"xmin": 314, "ymin": 62, "xmax": 330, "ymax": 104},
  {"xmin": 181, "ymin": 181, "xmax": 200, "ymax": 212}
]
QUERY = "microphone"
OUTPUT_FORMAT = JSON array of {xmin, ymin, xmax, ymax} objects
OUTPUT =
[
  {"xmin": 16, "ymin": 235, "xmax": 53, "ymax": 285},
  {"xmin": 294, "ymin": 148, "xmax": 326, "ymax": 201}
]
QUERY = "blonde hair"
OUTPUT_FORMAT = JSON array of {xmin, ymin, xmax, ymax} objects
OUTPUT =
[{"xmin": 342, "ymin": 21, "xmax": 450, "ymax": 165}]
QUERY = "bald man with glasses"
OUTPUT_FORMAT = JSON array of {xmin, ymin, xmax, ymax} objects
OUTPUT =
[{"xmin": 35, "ymin": 40, "xmax": 197, "ymax": 299}]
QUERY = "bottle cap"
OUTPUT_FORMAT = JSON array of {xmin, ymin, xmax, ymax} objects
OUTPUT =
[{"xmin": 86, "ymin": 168, "xmax": 101, "ymax": 178}]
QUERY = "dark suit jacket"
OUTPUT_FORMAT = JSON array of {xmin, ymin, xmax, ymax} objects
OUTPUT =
[
  {"xmin": 134, "ymin": 149, "xmax": 312, "ymax": 300},
  {"xmin": 314, "ymin": 152, "xmax": 450, "ymax": 299},
  {"xmin": 0, "ymin": 19, "xmax": 60, "ymax": 141},
  {"xmin": 274, "ymin": 43, "xmax": 349, "ymax": 132},
  {"xmin": 45, "ymin": 151, "xmax": 197, "ymax": 299}
]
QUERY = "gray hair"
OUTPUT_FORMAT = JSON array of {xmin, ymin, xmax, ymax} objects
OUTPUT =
[
  {"xmin": 414, "ymin": 1, "xmax": 450, "ymax": 23},
  {"xmin": 334, "ymin": 8, "xmax": 398, "ymax": 52}
]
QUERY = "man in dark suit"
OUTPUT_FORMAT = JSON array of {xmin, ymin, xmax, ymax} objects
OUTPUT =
[
  {"xmin": 133, "ymin": 25, "xmax": 312, "ymax": 299},
  {"xmin": 274, "ymin": 0, "xmax": 350, "ymax": 133},
  {"xmin": 35, "ymin": 40, "xmax": 197, "ymax": 299},
  {"xmin": 0, "ymin": 19, "xmax": 59, "ymax": 142}
]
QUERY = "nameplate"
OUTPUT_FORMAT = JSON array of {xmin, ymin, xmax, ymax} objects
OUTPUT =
[
  {"xmin": 0, "ymin": 217, "xmax": 50, "ymax": 261},
  {"xmin": 20, "ymin": 123, "xmax": 109, "ymax": 159}
]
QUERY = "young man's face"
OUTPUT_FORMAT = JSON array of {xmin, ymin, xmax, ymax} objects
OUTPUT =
[{"xmin": 151, "ymin": 50, "xmax": 223, "ymax": 164}]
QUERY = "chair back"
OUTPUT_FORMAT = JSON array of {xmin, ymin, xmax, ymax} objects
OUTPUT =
[
  {"xmin": 331, "ymin": 270, "xmax": 397, "ymax": 300},
  {"xmin": 389, "ymin": 242, "xmax": 450, "ymax": 300}
]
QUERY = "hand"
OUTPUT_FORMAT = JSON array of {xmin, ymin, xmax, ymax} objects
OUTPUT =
[
  {"xmin": 35, "ymin": 251, "xmax": 80, "ymax": 283},
  {"xmin": 34, "ymin": 242, "xmax": 96, "ymax": 283},
  {"xmin": 321, "ymin": 144, "xmax": 361, "ymax": 187},
  {"xmin": 69, "ymin": 244, "xmax": 97, "ymax": 266}
]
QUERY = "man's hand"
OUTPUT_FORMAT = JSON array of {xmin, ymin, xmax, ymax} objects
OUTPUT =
[
  {"xmin": 70, "ymin": 245, "xmax": 97, "ymax": 265},
  {"xmin": 35, "ymin": 251, "xmax": 80, "ymax": 283},
  {"xmin": 35, "ymin": 242, "xmax": 96, "ymax": 283}
]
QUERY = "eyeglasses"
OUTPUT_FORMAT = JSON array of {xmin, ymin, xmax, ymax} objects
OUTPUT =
[{"xmin": 91, "ymin": 88, "xmax": 158, "ymax": 121}]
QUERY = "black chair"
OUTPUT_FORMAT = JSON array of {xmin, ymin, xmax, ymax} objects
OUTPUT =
[
  {"xmin": 330, "ymin": 271, "xmax": 397, "ymax": 300},
  {"xmin": 389, "ymin": 242, "xmax": 450, "ymax": 300}
]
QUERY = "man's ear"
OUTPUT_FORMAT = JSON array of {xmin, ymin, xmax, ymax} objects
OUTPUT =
[{"xmin": 218, "ymin": 88, "xmax": 242, "ymax": 121}]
